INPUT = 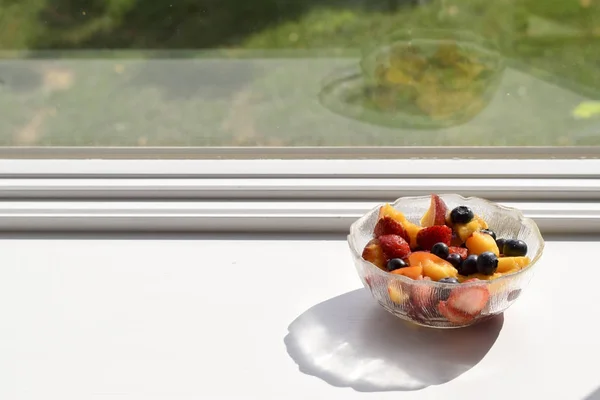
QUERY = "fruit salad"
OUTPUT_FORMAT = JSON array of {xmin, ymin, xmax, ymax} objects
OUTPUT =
[{"xmin": 361, "ymin": 194, "xmax": 531, "ymax": 324}]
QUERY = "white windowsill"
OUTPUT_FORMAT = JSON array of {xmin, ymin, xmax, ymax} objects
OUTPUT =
[
  {"xmin": 1, "ymin": 178, "xmax": 600, "ymax": 200},
  {"xmin": 0, "ymin": 234, "xmax": 598, "ymax": 399}
]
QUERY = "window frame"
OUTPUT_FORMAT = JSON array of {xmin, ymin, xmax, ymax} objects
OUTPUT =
[
  {"xmin": 2, "ymin": 152, "xmax": 600, "ymax": 177},
  {"xmin": 0, "ymin": 199, "xmax": 598, "ymax": 234},
  {"xmin": 0, "ymin": 151, "xmax": 599, "ymax": 234}
]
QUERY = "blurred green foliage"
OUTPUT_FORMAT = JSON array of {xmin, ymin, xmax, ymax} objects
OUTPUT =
[{"xmin": 0, "ymin": 0, "xmax": 599, "ymax": 146}]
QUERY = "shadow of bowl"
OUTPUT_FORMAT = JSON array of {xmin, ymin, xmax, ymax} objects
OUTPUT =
[
  {"xmin": 586, "ymin": 387, "xmax": 600, "ymax": 400},
  {"xmin": 285, "ymin": 289, "xmax": 503, "ymax": 392}
]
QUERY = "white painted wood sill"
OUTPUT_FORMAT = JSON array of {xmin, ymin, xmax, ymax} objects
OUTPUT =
[{"xmin": 0, "ymin": 235, "xmax": 597, "ymax": 399}]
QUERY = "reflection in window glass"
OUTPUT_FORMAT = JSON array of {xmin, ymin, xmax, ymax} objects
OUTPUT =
[{"xmin": 0, "ymin": 0, "xmax": 599, "ymax": 147}]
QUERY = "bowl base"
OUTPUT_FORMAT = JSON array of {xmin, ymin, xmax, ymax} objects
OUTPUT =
[{"xmin": 378, "ymin": 300, "xmax": 497, "ymax": 329}]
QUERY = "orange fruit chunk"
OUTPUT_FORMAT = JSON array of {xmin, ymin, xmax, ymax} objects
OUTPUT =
[
  {"xmin": 466, "ymin": 231, "xmax": 500, "ymax": 256},
  {"xmin": 455, "ymin": 215, "xmax": 489, "ymax": 242},
  {"xmin": 408, "ymin": 251, "xmax": 458, "ymax": 281},
  {"xmin": 391, "ymin": 265, "xmax": 423, "ymax": 280},
  {"xmin": 497, "ymin": 256, "xmax": 531, "ymax": 274},
  {"xmin": 362, "ymin": 238, "xmax": 387, "ymax": 270},
  {"xmin": 387, "ymin": 283, "xmax": 409, "ymax": 304}
]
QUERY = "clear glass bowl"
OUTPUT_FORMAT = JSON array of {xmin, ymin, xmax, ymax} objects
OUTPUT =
[{"xmin": 347, "ymin": 194, "xmax": 544, "ymax": 329}]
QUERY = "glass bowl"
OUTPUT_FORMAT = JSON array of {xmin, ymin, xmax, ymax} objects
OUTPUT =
[{"xmin": 347, "ymin": 194, "xmax": 544, "ymax": 329}]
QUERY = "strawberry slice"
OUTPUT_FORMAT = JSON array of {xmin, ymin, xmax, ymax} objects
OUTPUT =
[
  {"xmin": 378, "ymin": 234, "xmax": 411, "ymax": 259},
  {"xmin": 416, "ymin": 225, "xmax": 452, "ymax": 251},
  {"xmin": 438, "ymin": 301, "xmax": 474, "ymax": 324},
  {"xmin": 364, "ymin": 274, "xmax": 386, "ymax": 290},
  {"xmin": 410, "ymin": 284, "xmax": 434, "ymax": 309},
  {"xmin": 373, "ymin": 216, "xmax": 410, "ymax": 242},
  {"xmin": 449, "ymin": 246, "xmax": 468, "ymax": 260},
  {"xmin": 447, "ymin": 285, "xmax": 490, "ymax": 316},
  {"xmin": 450, "ymin": 232, "xmax": 463, "ymax": 247}
]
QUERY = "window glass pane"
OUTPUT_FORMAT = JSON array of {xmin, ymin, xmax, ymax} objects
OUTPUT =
[{"xmin": 1, "ymin": 0, "xmax": 599, "ymax": 148}]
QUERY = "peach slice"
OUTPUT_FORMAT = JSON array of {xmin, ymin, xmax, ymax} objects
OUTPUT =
[
  {"xmin": 420, "ymin": 194, "xmax": 448, "ymax": 227},
  {"xmin": 379, "ymin": 204, "xmax": 422, "ymax": 248},
  {"xmin": 391, "ymin": 265, "xmax": 423, "ymax": 280},
  {"xmin": 408, "ymin": 251, "xmax": 458, "ymax": 281},
  {"xmin": 455, "ymin": 215, "xmax": 489, "ymax": 242},
  {"xmin": 497, "ymin": 256, "xmax": 531, "ymax": 274},
  {"xmin": 362, "ymin": 238, "xmax": 388, "ymax": 270},
  {"xmin": 457, "ymin": 273, "xmax": 502, "ymax": 282},
  {"xmin": 387, "ymin": 282, "xmax": 409, "ymax": 304},
  {"xmin": 466, "ymin": 231, "xmax": 500, "ymax": 256}
]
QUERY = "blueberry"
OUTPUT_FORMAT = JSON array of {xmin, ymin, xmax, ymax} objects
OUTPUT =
[
  {"xmin": 503, "ymin": 239, "xmax": 528, "ymax": 257},
  {"xmin": 477, "ymin": 251, "xmax": 499, "ymax": 275},
  {"xmin": 386, "ymin": 258, "xmax": 408, "ymax": 272},
  {"xmin": 431, "ymin": 242, "xmax": 450, "ymax": 259},
  {"xmin": 450, "ymin": 206, "xmax": 474, "ymax": 224},
  {"xmin": 496, "ymin": 238, "xmax": 506, "ymax": 253},
  {"xmin": 458, "ymin": 255, "xmax": 478, "ymax": 275},
  {"xmin": 446, "ymin": 253, "xmax": 462, "ymax": 267},
  {"xmin": 439, "ymin": 277, "xmax": 460, "ymax": 284},
  {"xmin": 481, "ymin": 229, "xmax": 496, "ymax": 240}
]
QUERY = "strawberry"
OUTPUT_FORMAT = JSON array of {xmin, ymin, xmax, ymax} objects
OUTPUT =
[
  {"xmin": 416, "ymin": 225, "xmax": 452, "ymax": 251},
  {"xmin": 438, "ymin": 301, "xmax": 474, "ymax": 324},
  {"xmin": 410, "ymin": 284, "xmax": 434, "ymax": 310},
  {"xmin": 373, "ymin": 216, "xmax": 409, "ymax": 242},
  {"xmin": 378, "ymin": 234, "xmax": 411, "ymax": 259},
  {"xmin": 449, "ymin": 246, "xmax": 468, "ymax": 260},
  {"xmin": 447, "ymin": 285, "xmax": 490, "ymax": 316},
  {"xmin": 450, "ymin": 232, "xmax": 463, "ymax": 247},
  {"xmin": 364, "ymin": 274, "xmax": 386, "ymax": 290}
]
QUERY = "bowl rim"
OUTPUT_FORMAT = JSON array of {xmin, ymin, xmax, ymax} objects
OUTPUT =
[
  {"xmin": 360, "ymin": 27, "xmax": 503, "ymax": 56},
  {"xmin": 347, "ymin": 194, "xmax": 545, "ymax": 289},
  {"xmin": 359, "ymin": 28, "xmax": 505, "ymax": 77}
]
